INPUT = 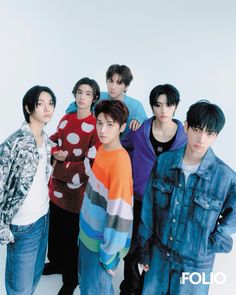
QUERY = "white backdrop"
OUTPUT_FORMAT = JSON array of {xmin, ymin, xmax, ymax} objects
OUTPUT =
[{"xmin": 0, "ymin": 1, "xmax": 235, "ymax": 294}]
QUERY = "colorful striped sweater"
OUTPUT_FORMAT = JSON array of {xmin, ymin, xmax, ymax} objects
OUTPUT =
[{"xmin": 79, "ymin": 145, "xmax": 133, "ymax": 270}]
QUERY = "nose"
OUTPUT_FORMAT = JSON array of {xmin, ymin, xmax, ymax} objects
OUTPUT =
[
  {"xmin": 81, "ymin": 92, "xmax": 87, "ymax": 100},
  {"xmin": 44, "ymin": 104, "xmax": 49, "ymax": 111},
  {"xmin": 160, "ymin": 104, "xmax": 167, "ymax": 113},
  {"xmin": 111, "ymin": 82, "xmax": 116, "ymax": 89},
  {"xmin": 197, "ymin": 132, "xmax": 207, "ymax": 143},
  {"xmin": 101, "ymin": 124, "xmax": 108, "ymax": 133}
]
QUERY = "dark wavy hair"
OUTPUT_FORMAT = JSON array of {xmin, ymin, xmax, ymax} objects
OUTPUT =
[{"xmin": 94, "ymin": 99, "xmax": 129, "ymax": 127}]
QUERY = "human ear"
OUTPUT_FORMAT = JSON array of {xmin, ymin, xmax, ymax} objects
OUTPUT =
[
  {"xmin": 120, "ymin": 122, "xmax": 127, "ymax": 133},
  {"xmin": 25, "ymin": 105, "xmax": 30, "ymax": 114},
  {"xmin": 124, "ymin": 86, "xmax": 129, "ymax": 93},
  {"xmin": 184, "ymin": 121, "xmax": 188, "ymax": 133}
]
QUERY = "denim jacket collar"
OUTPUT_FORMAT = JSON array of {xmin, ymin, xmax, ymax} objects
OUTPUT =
[{"xmin": 171, "ymin": 146, "xmax": 216, "ymax": 181}]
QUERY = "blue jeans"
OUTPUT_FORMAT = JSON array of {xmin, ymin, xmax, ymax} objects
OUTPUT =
[
  {"xmin": 5, "ymin": 213, "xmax": 49, "ymax": 295},
  {"xmin": 79, "ymin": 241, "xmax": 114, "ymax": 295},
  {"xmin": 142, "ymin": 244, "xmax": 211, "ymax": 295}
]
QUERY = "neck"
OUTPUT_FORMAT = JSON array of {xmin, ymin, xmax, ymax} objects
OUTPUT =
[
  {"xmin": 103, "ymin": 139, "xmax": 123, "ymax": 151},
  {"xmin": 28, "ymin": 120, "xmax": 44, "ymax": 146},
  {"xmin": 183, "ymin": 146, "xmax": 205, "ymax": 165},
  {"xmin": 109, "ymin": 93, "xmax": 124, "ymax": 101},
  {"xmin": 153, "ymin": 118, "xmax": 175, "ymax": 131},
  {"xmin": 77, "ymin": 108, "xmax": 91, "ymax": 119},
  {"xmin": 152, "ymin": 118, "xmax": 177, "ymax": 142}
]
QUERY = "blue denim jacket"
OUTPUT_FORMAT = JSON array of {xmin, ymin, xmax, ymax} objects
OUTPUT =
[{"xmin": 138, "ymin": 146, "xmax": 236, "ymax": 269}]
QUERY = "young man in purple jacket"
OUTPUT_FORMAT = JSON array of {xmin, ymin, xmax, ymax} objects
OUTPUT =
[{"xmin": 120, "ymin": 84, "xmax": 187, "ymax": 295}]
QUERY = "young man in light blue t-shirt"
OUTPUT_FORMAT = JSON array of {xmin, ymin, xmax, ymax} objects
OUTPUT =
[{"xmin": 65, "ymin": 64, "xmax": 147, "ymax": 138}]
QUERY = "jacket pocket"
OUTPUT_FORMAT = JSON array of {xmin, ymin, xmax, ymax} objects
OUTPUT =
[
  {"xmin": 193, "ymin": 194, "xmax": 222, "ymax": 229},
  {"xmin": 153, "ymin": 179, "xmax": 173, "ymax": 208}
]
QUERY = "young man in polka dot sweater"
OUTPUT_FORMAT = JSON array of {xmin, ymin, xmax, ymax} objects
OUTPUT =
[{"xmin": 43, "ymin": 78, "xmax": 101, "ymax": 295}]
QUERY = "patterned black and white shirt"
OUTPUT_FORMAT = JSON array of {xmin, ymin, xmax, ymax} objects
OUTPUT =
[{"xmin": 0, "ymin": 122, "xmax": 51, "ymax": 243}]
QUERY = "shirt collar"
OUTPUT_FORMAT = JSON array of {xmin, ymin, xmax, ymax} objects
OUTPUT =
[{"xmin": 171, "ymin": 145, "xmax": 215, "ymax": 180}]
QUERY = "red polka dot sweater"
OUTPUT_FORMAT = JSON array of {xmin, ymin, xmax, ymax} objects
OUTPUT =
[{"xmin": 49, "ymin": 113, "xmax": 100, "ymax": 213}]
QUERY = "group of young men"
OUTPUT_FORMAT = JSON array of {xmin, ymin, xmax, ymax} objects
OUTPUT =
[{"xmin": 0, "ymin": 64, "xmax": 235, "ymax": 295}]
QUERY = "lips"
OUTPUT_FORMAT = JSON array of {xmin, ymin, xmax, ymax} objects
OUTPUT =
[
  {"xmin": 98, "ymin": 135, "xmax": 107, "ymax": 141},
  {"xmin": 194, "ymin": 144, "xmax": 204, "ymax": 150}
]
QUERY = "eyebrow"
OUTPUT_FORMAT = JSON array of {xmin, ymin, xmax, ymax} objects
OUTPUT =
[
  {"xmin": 38, "ymin": 98, "xmax": 54, "ymax": 102},
  {"xmin": 77, "ymin": 89, "xmax": 93, "ymax": 93},
  {"xmin": 156, "ymin": 99, "xmax": 167, "ymax": 104},
  {"xmin": 97, "ymin": 119, "xmax": 115, "ymax": 123}
]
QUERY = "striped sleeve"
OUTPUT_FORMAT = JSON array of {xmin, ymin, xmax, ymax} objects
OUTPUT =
[{"xmin": 99, "ymin": 153, "xmax": 133, "ymax": 270}]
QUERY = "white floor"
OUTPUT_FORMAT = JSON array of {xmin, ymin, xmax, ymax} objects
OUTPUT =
[{"xmin": 0, "ymin": 245, "xmax": 123, "ymax": 295}]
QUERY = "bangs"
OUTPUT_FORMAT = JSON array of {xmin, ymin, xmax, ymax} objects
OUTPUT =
[{"xmin": 187, "ymin": 100, "xmax": 225, "ymax": 134}]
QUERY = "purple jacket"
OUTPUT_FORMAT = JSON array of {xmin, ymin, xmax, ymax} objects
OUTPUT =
[{"xmin": 122, "ymin": 117, "xmax": 187, "ymax": 201}]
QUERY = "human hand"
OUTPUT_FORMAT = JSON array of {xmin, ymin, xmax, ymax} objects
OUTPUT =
[
  {"xmin": 0, "ymin": 227, "xmax": 14, "ymax": 245},
  {"xmin": 129, "ymin": 119, "xmax": 141, "ymax": 131},
  {"xmin": 106, "ymin": 269, "xmax": 115, "ymax": 277},
  {"xmin": 140, "ymin": 264, "xmax": 150, "ymax": 272},
  {"xmin": 53, "ymin": 150, "xmax": 68, "ymax": 161}
]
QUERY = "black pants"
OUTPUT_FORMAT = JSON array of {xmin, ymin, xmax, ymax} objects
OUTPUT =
[
  {"xmin": 48, "ymin": 201, "xmax": 79, "ymax": 286},
  {"xmin": 120, "ymin": 200, "xmax": 144, "ymax": 295}
]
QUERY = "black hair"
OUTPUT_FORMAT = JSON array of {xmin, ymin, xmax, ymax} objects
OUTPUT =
[
  {"xmin": 149, "ymin": 84, "xmax": 180, "ymax": 108},
  {"xmin": 94, "ymin": 99, "xmax": 129, "ymax": 127},
  {"xmin": 106, "ymin": 64, "xmax": 133, "ymax": 87},
  {"xmin": 22, "ymin": 85, "xmax": 56, "ymax": 123},
  {"xmin": 186, "ymin": 100, "xmax": 225, "ymax": 134},
  {"xmin": 72, "ymin": 77, "xmax": 100, "ymax": 106}
]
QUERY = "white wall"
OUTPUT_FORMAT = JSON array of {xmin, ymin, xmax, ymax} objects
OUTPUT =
[{"xmin": 0, "ymin": 1, "xmax": 235, "ymax": 294}]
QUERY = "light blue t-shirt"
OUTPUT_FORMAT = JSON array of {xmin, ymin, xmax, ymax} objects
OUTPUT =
[{"xmin": 65, "ymin": 91, "xmax": 147, "ymax": 138}]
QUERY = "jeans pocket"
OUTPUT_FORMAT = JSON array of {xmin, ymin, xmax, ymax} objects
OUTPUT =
[{"xmin": 10, "ymin": 222, "xmax": 34, "ymax": 234}]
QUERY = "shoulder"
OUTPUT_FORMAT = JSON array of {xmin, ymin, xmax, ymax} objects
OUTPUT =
[
  {"xmin": 132, "ymin": 117, "xmax": 152, "ymax": 137},
  {"xmin": 56, "ymin": 113, "xmax": 75, "ymax": 129},
  {"xmin": 1, "ymin": 126, "xmax": 27, "ymax": 147},
  {"xmin": 0, "ymin": 127, "xmax": 33, "ymax": 158},
  {"xmin": 85, "ymin": 114, "xmax": 97, "ymax": 124},
  {"xmin": 214, "ymin": 155, "xmax": 236, "ymax": 177},
  {"xmin": 158, "ymin": 148, "xmax": 182, "ymax": 166},
  {"xmin": 60, "ymin": 113, "xmax": 75, "ymax": 122},
  {"xmin": 111, "ymin": 149, "xmax": 131, "ymax": 172},
  {"xmin": 124, "ymin": 95, "xmax": 143, "ymax": 107},
  {"xmin": 100, "ymin": 92, "xmax": 109, "ymax": 100}
]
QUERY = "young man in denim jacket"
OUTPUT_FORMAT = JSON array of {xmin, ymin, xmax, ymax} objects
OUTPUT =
[{"xmin": 138, "ymin": 100, "xmax": 236, "ymax": 295}]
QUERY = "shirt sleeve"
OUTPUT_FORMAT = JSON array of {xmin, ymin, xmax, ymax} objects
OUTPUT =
[
  {"xmin": 0, "ymin": 141, "xmax": 12, "ymax": 228},
  {"xmin": 99, "ymin": 158, "xmax": 133, "ymax": 270},
  {"xmin": 65, "ymin": 101, "xmax": 77, "ymax": 114},
  {"xmin": 121, "ymin": 130, "xmax": 134, "ymax": 150},
  {"xmin": 0, "ymin": 141, "xmax": 15, "ymax": 244},
  {"xmin": 52, "ymin": 130, "xmax": 100, "ymax": 185},
  {"xmin": 132, "ymin": 102, "xmax": 147, "ymax": 124},
  {"xmin": 50, "ymin": 117, "xmax": 65, "ymax": 154},
  {"xmin": 137, "ymin": 167, "xmax": 156, "ymax": 265},
  {"xmin": 209, "ymin": 178, "xmax": 236, "ymax": 253}
]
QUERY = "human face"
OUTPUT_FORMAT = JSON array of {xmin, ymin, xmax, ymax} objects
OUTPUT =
[
  {"xmin": 30, "ymin": 91, "xmax": 55, "ymax": 125},
  {"xmin": 106, "ymin": 74, "xmax": 127, "ymax": 100},
  {"xmin": 185, "ymin": 123, "xmax": 217, "ymax": 156},
  {"xmin": 152, "ymin": 94, "xmax": 176, "ymax": 123},
  {"xmin": 96, "ymin": 113, "xmax": 125, "ymax": 150},
  {"xmin": 75, "ymin": 84, "xmax": 94, "ymax": 111}
]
